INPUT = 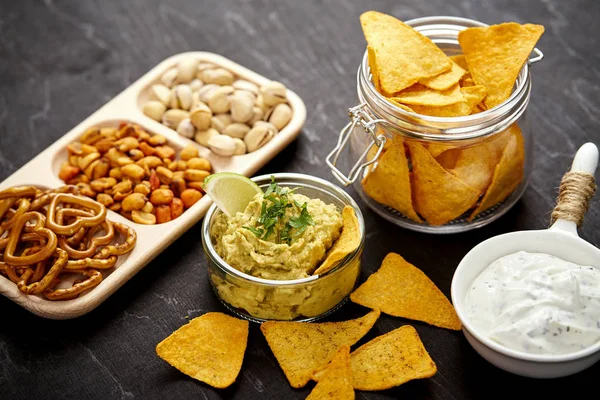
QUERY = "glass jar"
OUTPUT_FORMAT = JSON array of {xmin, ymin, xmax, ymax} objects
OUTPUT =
[
  {"xmin": 327, "ymin": 16, "xmax": 543, "ymax": 234},
  {"xmin": 202, "ymin": 173, "xmax": 365, "ymax": 323}
]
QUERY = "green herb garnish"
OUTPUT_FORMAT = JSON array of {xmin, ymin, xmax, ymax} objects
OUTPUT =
[{"xmin": 242, "ymin": 176, "xmax": 314, "ymax": 245}]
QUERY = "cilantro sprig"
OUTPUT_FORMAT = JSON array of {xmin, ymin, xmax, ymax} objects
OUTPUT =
[{"xmin": 242, "ymin": 176, "xmax": 315, "ymax": 245}]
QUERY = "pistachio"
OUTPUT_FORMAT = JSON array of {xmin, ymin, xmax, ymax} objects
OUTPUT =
[
  {"xmin": 266, "ymin": 103, "xmax": 293, "ymax": 130},
  {"xmin": 201, "ymin": 68, "xmax": 235, "ymax": 85},
  {"xmin": 176, "ymin": 118, "xmax": 196, "ymax": 139},
  {"xmin": 160, "ymin": 67, "xmax": 179, "ymax": 87},
  {"xmin": 189, "ymin": 102, "xmax": 212, "ymax": 131},
  {"xmin": 253, "ymin": 120, "xmax": 279, "ymax": 134},
  {"xmin": 229, "ymin": 92, "xmax": 254, "ymax": 123},
  {"xmin": 197, "ymin": 62, "xmax": 218, "ymax": 73},
  {"xmin": 232, "ymin": 138, "xmax": 247, "ymax": 155},
  {"xmin": 131, "ymin": 210, "xmax": 156, "ymax": 225},
  {"xmin": 260, "ymin": 81, "xmax": 287, "ymax": 107},
  {"xmin": 143, "ymin": 101, "xmax": 167, "ymax": 121},
  {"xmin": 223, "ymin": 123, "xmax": 250, "ymax": 139},
  {"xmin": 189, "ymin": 79, "xmax": 203, "ymax": 92},
  {"xmin": 208, "ymin": 134, "xmax": 237, "ymax": 157},
  {"xmin": 177, "ymin": 58, "xmax": 199, "ymax": 83},
  {"xmin": 207, "ymin": 86, "xmax": 233, "ymax": 114},
  {"xmin": 171, "ymin": 84, "xmax": 193, "ymax": 110},
  {"xmin": 232, "ymin": 79, "xmax": 259, "ymax": 96},
  {"xmin": 151, "ymin": 84, "xmax": 172, "ymax": 105},
  {"xmin": 194, "ymin": 128, "xmax": 220, "ymax": 147},
  {"xmin": 180, "ymin": 145, "xmax": 199, "ymax": 161},
  {"xmin": 162, "ymin": 109, "xmax": 190, "ymax": 129},
  {"xmin": 122, "ymin": 193, "xmax": 147, "ymax": 212},
  {"xmin": 210, "ymin": 114, "xmax": 232, "ymax": 133},
  {"xmin": 197, "ymin": 84, "xmax": 220, "ymax": 103},
  {"xmin": 244, "ymin": 124, "xmax": 276, "ymax": 152}
]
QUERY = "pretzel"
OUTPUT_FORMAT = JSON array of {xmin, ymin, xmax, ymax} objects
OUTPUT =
[
  {"xmin": 21, "ymin": 246, "xmax": 48, "ymax": 283},
  {"xmin": 0, "ymin": 198, "xmax": 31, "ymax": 231},
  {"xmin": 57, "ymin": 209, "xmax": 114, "ymax": 259},
  {"xmin": 93, "ymin": 222, "xmax": 136, "ymax": 258},
  {"xmin": 0, "ymin": 198, "xmax": 18, "ymax": 224},
  {"xmin": 17, "ymin": 248, "xmax": 68, "ymax": 295},
  {"xmin": 46, "ymin": 194, "xmax": 106, "ymax": 236},
  {"xmin": 29, "ymin": 186, "xmax": 80, "ymax": 212},
  {"xmin": 0, "ymin": 186, "xmax": 37, "ymax": 201},
  {"xmin": 64, "ymin": 255, "xmax": 117, "ymax": 270},
  {"xmin": 4, "ymin": 212, "xmax": 57, "ymax": 266},
  {"xmin": 43, "ymin": 269, "xmax": 102, "ymax": 301}
]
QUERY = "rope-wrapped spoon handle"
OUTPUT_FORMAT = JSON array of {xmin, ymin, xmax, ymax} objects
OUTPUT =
[{"xmin": 551, "ymin": 143, "xmax": 599, "ymax": 227}]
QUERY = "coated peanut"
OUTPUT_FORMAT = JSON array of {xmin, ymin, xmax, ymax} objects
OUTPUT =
[
  {"xmin": 150, "ymin": 189, "xmax": 174, "ymax": 206},
  {"xmin": 181, "ymin": 189, "xmax": 202, "ymax": 209}
]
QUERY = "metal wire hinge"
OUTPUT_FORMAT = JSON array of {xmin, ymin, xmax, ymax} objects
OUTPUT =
[{"xmin": 326, "ymin": 104, "xmax": 388, "ymax": 186}]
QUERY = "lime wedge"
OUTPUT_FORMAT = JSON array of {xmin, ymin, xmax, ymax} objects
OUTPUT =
[{"xmin": 202, "ymin": 172, "xmax": 263, "ymax": 217}]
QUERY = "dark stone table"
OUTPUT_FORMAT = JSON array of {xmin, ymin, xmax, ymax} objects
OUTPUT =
[{"xmin": 1, "ymin": 0, "xmax": 599, "ymax": 399}]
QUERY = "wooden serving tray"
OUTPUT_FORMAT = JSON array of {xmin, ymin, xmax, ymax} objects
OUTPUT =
[{"xmin": 0, "ymin": 51, "xmax": 306, "ymax": 319}]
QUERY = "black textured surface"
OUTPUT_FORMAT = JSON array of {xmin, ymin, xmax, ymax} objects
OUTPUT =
[{"xmin": 1, "ymin": 1, "xmax": 599, "ymax": 399}]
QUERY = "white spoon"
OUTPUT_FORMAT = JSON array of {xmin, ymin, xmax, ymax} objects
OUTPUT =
[{"xmin": 451, "ymin": 142, "xmax": 599, "ymax": 378}]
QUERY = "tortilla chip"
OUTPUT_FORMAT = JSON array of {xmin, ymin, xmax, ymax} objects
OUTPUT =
[
  {"xmin": 314, "ymin": 206, "xmax": 361, "ymax": 275},
  {"xmin": 306, "ymin": 346, "xmax": 354, "ymax": 400},
  {"xmin": 362, "ymin": 138, "xmax": 423, "ymax": 223},
  {"xmin": 435, "ymin": 149, "xmax": 460, "ymax": 169},
  {"xmin": 419, "ymin": 60, "xmax": 466, "ymax": 91},
  {"xmin": 410, "ymin": 85, "xmax": 487, "ymax": 117},
  {"xmin": 351, "ymin": 253, "xmax": 461, "ymax": 330},
  {"xmin": 448, "ymin": 128, "xmax": 511, "ymax": 194},
  {"xmin": 261, "ymin": 310, "xmax": 380, "ymax": 388},
  {"xmin": 391, "ymin": 83, "xmax": 463, "ymax": 107},
  {"xmin": 449, "ymin": 54, "xmax": 468, "ymax": 71},
  {"xmin": 155, "ymin": 312, "xmax": 249, "ymax": 388},
  {"xmin": 408, "ymin": 142, "xmax": 480, "ymax": 225},
  {"xmin": 350, "ymin": 325, "xmax": 437, "ymax": 390},
  {"xmin": 427, "ymin": 143, "xmax": 457, "ymax": 158},
  {"xmin": 390, "ymin": 100, "xmax": 415, "ymax": 113},
  {"xmin": 461, "ymin": 76, "xmax": 476, "ymax": 87},
  {"xmin": 360, "ymin": 11, "xmax": 452, "ymax": 95},
  {"xmin": 459, "ymin": 22, "xmax": 544, "ymax": 109},
  {"xmin": 367, "ymin": 46, "xmax": 380, "ymax": 91},
  {"xmin": 469, "ymin": 124, "xmax": 525, "ymax": 220}
]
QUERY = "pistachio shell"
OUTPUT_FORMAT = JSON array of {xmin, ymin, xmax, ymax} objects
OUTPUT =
[
  {"xmin": 190, "ymin": 102, "xmax": 212, "ymax": 131},
  {"xmin": 208, "ymin": 134, "xmax": 237, "ymax": 157},
  {"xmin": 244, "ymin": 124, "xmax": 275, "ymax": 152},
  {"xmin": 232, "ymin": 79, "xmax": 259, "ymax": 95},
  {"xmin": 161, "ymin": 67, "xmax": 179, "ymax": 88},
  {"xmin": 248, "ymin": 106, "xmax": 264, "ymax": 125},
  {"xmin": 207, "ymin": 86, "xmax": 233, "ymax": 113},
  {"xmin": 143, "ymin": 101, "xmax": 167, "ymax": 121},
  {"xmin": 223, "ymin": 123, "xmax": 250, "ymax": 139},
  {"xmin": 172, "ymin": 84, "xmax": 193, "ymax": 110},
  {"xmin": 267, "ymin": 103, "xmax": 292, "ymax": 130},
  {"xmin": 197, "ymin": 62, "xmax": 218, "ymax": 73},
  {"xmin": 189, "ymin": 79, "xmax": 203, "ymax": 92},
  {"xmin": 232, "ymin": 138, "xmax": 247, "ymax": 155},
  {"xmin": 197, "ymin": 83, "xmax": 220, "ymax": 103},
  {"xmin": 201, "ymin": 68, "xmax": 235, "ymax": 85},
  {"xmin": 177, "ymin": 58, "xmax": 199, "ymax": 83},
  {"xmin": 162, "ymin": 109, "xmax": 190, "ymax": 129},
  {"xmin": 176, "ymin": 118, "xmax": 195, "ymax": 139},
  {"xmin": 210, "ymin": 114, "xmax": 232, "ymax": 133},
  {"xmin": 229, "ymin": 92, "xmax": 254, "ymax": 123},
  {"xmin": 151, "ymin": 84, "xmax": 172, "ymax": 105},
  {"xmin": 194, "ymin": 128, "xmax": 220, "ymax": 147},
  {"xmin": 260, "ymin": 81, "xmax": 287, "ymax": 107}
]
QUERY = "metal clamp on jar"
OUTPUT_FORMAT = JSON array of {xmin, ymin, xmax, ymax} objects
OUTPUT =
[{"xmin": 327, "ymin": 16, "xmax": 544, "ymax": 234}]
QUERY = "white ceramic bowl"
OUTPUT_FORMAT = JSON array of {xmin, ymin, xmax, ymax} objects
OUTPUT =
[{"xmin": 451, "ymin": 143, "xmax": 600, "ymax": 378}]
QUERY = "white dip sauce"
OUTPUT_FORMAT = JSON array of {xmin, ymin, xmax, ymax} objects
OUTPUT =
[{"xmin": 466, "ymin": 251, "xmax": 600, "ymax": 355}]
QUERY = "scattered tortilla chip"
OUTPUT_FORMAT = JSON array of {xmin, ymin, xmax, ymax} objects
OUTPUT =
[
  {"xmin": 306, "ymin": 346, "xmax": 354, "ymax": 400},
  {"xmin": 448, "ymin": 129, "xmax": 511, "ymax": 194},
  {"xmin": 367, "ymin": 46, "xmax": 380, "ymax": 92},
  {"xmin": 155, "ymin": 312, "xmax": 248, "ymax": 389},
  {"xmin": 409, "ymin": 142, "xmax": 480, "ymax": 225},
  {"xmin": 391, "ymin": 83, "xmax": 463, "ymax": 107},
  {"xmin": 362, "ymin": 138, "xmax": 423, "ymax": 223},
  {"xmin": 350, "ymin": 253, "xmax": 461, "ymax": 330},
  {"xmin": 410, "ymin": 85, "xmax": 487, "ymax": 117},
  {"xmin": 419, "ymin": 60, "xmax": 466, "ymax": 91},
  {"xmin": 261, "ymin": 310, "xmax": 380, "ymax": 388},
  {"xmin": 350, "ymin": 325, "xmax": 437, "ymax": 390},
  {"xmin": 469, "ymin": 124, "xmax": 525, "ymax": 220},
  {"xmin": 314, "ymin": 206, "xmax": 361, "ymax": 275},
  {"xmin": 360, "ymin": 11, "xmax": 452, "ymax": 95},
  {"xmin": 449, "ymin": 54, "xmax": 468, "ymax": 71},
  {"xmin": 459, "ymin": 22, "xmax": 544, "ymax": 109}
]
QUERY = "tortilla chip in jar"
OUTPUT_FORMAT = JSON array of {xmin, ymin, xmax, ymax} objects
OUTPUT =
[
  {"xmin": 350, "ymin": 253, "xmax": 461, "ymax": 330},
  {"xmin": 360, "ymin": 11, "xmax": 452, "ymax": 95},
  {"xmin": 409, "ymin": 85, "xmax": 487, "ymax": 117},
  {"xmin": 469, "ymin": 124, "xmax": 525, "ymax": 220},
  {"xmin": 367, "ymin": 46, "xmax": 380, "ymax": 92},
  {"xmin": 408, "ymin": 142, "xmax": 480, "ymax": 226},
  {"xmin": 260, "ymin": 310, "xmax": 380, "ymax": 388},
  {"xmin": 362, "ymin": 138, "xmax": 422, "ymax": 223},
  {"xmin": 458, "ymin": 22, "xmax": 544, "ymax": 109},
  {"xmin": 391, "ymin": 83, "xmax": 463, "ymax": 107},
  {"xmin": 449, "ymin": 54, "xmax": 469, "ymax": 71},
  {"xmin": 314, "ymin": 206, "xmax": 361, "ymax": 275},
  {"xmin": 306, "ymin": 346, "xmax": 354, "ymax": 400},
  {"xmin": 419, "ymin": 60, "xmax": 466, "ymax": 91},
  {"xmin": 155, "ymin": 312, "xmax": 249, "ymax": 389}
]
